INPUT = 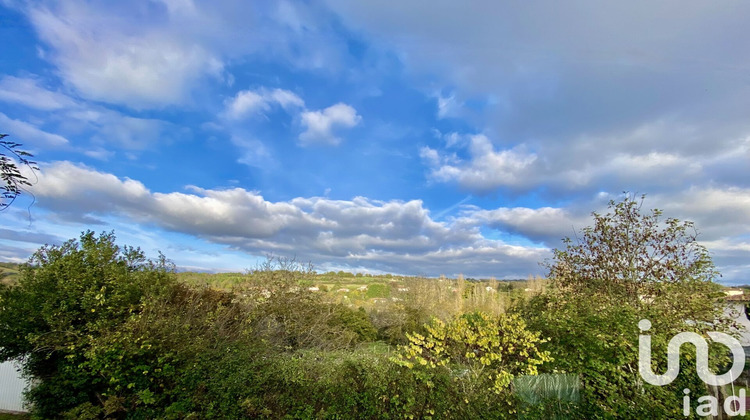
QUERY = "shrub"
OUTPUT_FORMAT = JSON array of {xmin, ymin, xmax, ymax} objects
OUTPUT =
[{"xmin": 393, "ymin": 311, "xmax": 551, "ymax": 418}]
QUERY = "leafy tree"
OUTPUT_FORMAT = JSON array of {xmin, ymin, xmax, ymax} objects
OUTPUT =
[
  {"xmin": 548, "ymin": 194, "xmax": 721, "ymax": 304},
  {"xmin": 521, "ymin": 195, "xmax": 731, "ymax": 418},
  {"xmin": 0, "ymin": 231, "xmax": 175, "ymax": 418},
  {"xmin": 1, "ymin": 133, "xmax": 38, "ymax": 210}
]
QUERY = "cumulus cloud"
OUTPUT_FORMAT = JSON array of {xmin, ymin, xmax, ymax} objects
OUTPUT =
[
  {"xmin": 225, "ymin": 88, "xmax": 304, "ymax": 119},
  {"xmin": 422, "ymin": 134, "xmax": 537, "ymax": 193},
  {"xmin": 648, "ymin": 187, "xmax": 750, "ymax": 241},
  {"xmin": 27, "ymin": 161, "xmax": 544, "ymax": 277},
  {"xmin": 459, "ymin": 189, "xmax": 750, "ymax": 283},
  {"xmin": 222, "ymin": 87, "xmax": 359, "ymax": 154},
  {"xmin": 299, "ymin": 103, "xmax": 361, "ymax": 145},
  {"xmin": 17, "ymin": 162, "xmax": 750, "ymax": 282},
  {"xmin": 423, "ymin": 126, "xmax": 747, "ymax": 195},
  {"xmin": 462, "ymin": 206, "xmax": 593, "ymax": 247}
]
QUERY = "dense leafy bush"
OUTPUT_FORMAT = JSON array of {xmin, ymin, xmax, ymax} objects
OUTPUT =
[{"xmin": 393, "ymin": 311, "xmax": 551, "ymax": 418}]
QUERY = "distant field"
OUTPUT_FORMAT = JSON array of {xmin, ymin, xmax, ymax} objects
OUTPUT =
[
  {"xmin": 0, "ymin": 263, "xmax": 20, "ymax": 286},
  {"xmin": 174, "ymin": 270, "xmax": 541, "ymax": 310}
]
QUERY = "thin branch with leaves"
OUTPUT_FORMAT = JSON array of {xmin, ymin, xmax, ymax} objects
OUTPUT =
[{"xmin": 1, "ymin": 133, "xmax": 39, "ymax": 211}]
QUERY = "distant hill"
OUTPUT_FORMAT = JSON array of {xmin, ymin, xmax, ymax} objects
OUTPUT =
[{"xmin": 0, "ymin": 262, "xmax": 21, "ymax": 285}]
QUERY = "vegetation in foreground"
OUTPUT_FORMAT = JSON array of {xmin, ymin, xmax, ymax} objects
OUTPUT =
[{"xmin": 0, "ymin": 196, "xmax": 740, "ymax": 418}]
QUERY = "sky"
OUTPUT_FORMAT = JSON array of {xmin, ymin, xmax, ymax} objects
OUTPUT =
[{"xmin": 1, "ymin": 0, "xmax": 749, "ymax": 283}]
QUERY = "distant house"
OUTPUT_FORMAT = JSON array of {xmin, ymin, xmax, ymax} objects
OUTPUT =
[{"xmin": 725, "ymin": 289, "xmax": 747, "ymax": 300}]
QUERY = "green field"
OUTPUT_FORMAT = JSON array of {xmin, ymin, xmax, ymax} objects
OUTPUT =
[{"xmin": 0, "ymin": 262, "xmax": 20, "ymax": 286}]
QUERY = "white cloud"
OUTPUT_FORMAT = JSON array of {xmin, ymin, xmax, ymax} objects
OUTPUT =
[
  {"xmin": 422, "ymin": 123, "xmax": 750, "ymax": 195},
  {"xmin": 435, "ymin": 92, "xmax": 461, "ymax": 119},
  {"xmin": 325, "ymin": 0, "xmax": 750, "ymax": 198},
  {"xmin": 648, "ymin": 187, "xmax": 750, "ymax": 241},
  {"xmin": 83, "ymin": 147, "xmax": 115, "ymax": 161},
  {"xmin": 268, "ymin": 88, "xmax": 306, "ymax": 110},
  {"xmin": 16, "ymin": 162, "xmax": 750, "ymax": 281},
  {"xmin": 231, "ymin": 135, "xmax": 274, "ymax": 167},
  {"xmin": 15, "ymin": 1, "xmax": 355, "ymax": 109},
  {"xmin": 0, "ymin": 76, "xmax": 76, "ymax": 110},
  {"xmin": 226, "ymin": 91, "xmax": 266, "ymax": 118},
  {"xmin": 423, "ymin": 134, "xmax": 537, "ymax": 192},
  {"xmin": 0, "ymin": 112, "xmax": 69, "ymax": 147},
  {"xmin": 418, "ymin": 146, "xmax": 440, "ymax": 167},
  {"xmin": 225, "ymin": 88, "xmax": 304, "ymax": 119},
  {"xmin": 26, "ymin": 161, "xmax": 544, "ymax": 277},
  {"xmin": 463, "ymin": 206, "xmax": 592, "ymax": 246},
  {"xmin": 26, "ymin": 2, "xmax": 222, "ymax": 109},
  {"xmin": 0, "ymin": 71, "xmax": 178, "ymax": 152},
  {"xmin": 299, "ymin": 103, "xmax": 361, "ymax": 145}
]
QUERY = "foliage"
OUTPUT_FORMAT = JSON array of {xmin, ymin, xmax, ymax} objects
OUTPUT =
[
  {"xmin": 365, "ymin": 283, "xmax": 389, "ymax": 299},
  {"xmin": 0, "ymin": 231, "xmax": 175, "ymax": 418},
  {"xmin": 327, "ymin": 305, "xmax": 378, "ymax": 343},
  {"xmin": 0, "ymin": 198, "xmax": 734, "ymax": 419},
  {"xmin": 520, "ymin": 195, "xmax": 731, "ymax": 418},
  {"xmin": 1, "ymin": 133, "xmax": 38, "ymax": 210},
  {"xmin": 393, "ymin": 311, "xmax": 551, "ymax": 417},
  {"xmin": 240, "ymin": 259, "xmax": 379, "ymax": 352},
  {"xmin": 547, "ymin": 194, "xmax": 722, "ymax": 306}
]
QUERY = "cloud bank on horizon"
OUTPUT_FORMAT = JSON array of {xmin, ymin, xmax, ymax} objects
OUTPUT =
[{"xmin": 1, "ymin": 0, "xmax": 749, "ymax": 283}]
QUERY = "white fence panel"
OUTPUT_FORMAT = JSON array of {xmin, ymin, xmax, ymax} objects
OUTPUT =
[{"xmin": 0, "ymin": 359, "xmax": 28, "ymax": 413}]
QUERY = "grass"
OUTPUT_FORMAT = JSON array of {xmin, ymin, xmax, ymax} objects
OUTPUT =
[{"xmin": 0, "ymin": 413, "xmax": 30, "ymax": 419}]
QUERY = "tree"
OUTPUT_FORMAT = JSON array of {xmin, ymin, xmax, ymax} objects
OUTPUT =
[
  {"xmin": 0, "ymin": 231, "xmax": 176, "ymax": 418},
  {"xmin": 548, "ymin": 194, "xmax": 720, "ymax": 302},
  {"xmin": 1, "ymin": 133, "xmax": 38, "ymax": 210},
  {"xmin": 520, "ymin": 195, "xmax": 731, "ymax": 418}
]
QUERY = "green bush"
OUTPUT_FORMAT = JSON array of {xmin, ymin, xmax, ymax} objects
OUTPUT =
[
  {"xmin": 392, "ymin": 311, "xmax": 552, "ymax": 418},
  {"xmin": 327, "ymin": 305, "xmax": 378, "ymax": 343},
  {"xmin": 0, "ymin": 231, "xmax": 175, "ymax": 418}
]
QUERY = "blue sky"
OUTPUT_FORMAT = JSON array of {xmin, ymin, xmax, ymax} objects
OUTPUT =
[{"xmin": 1, "ymin": 0, "xmax": 749, "ymax": 283}]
